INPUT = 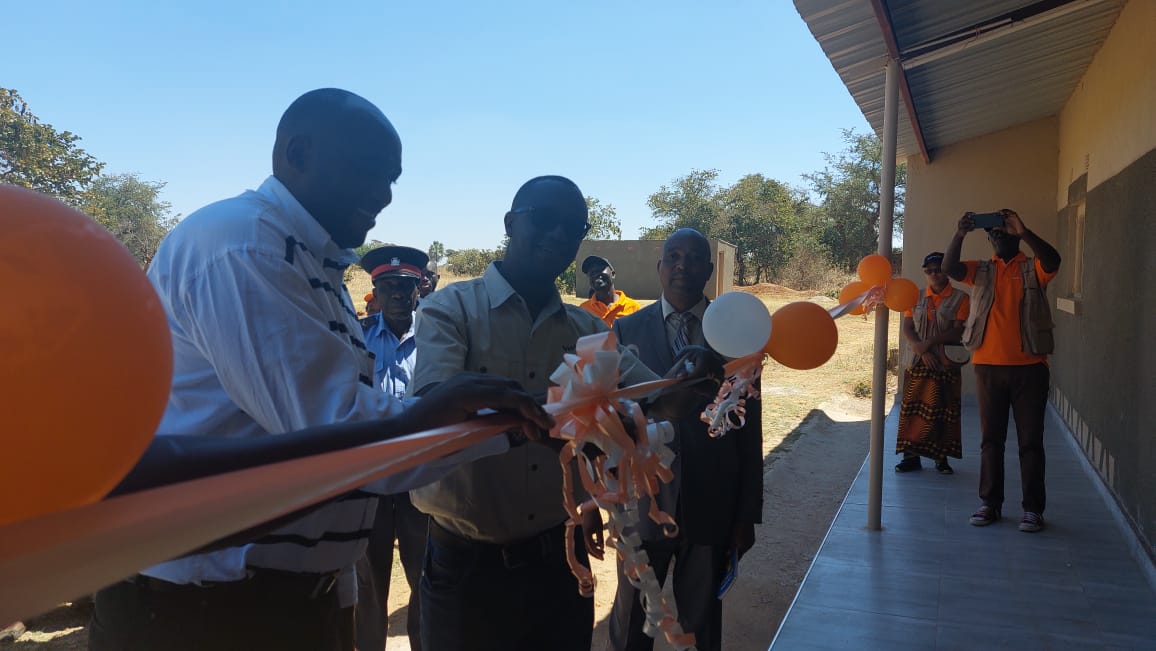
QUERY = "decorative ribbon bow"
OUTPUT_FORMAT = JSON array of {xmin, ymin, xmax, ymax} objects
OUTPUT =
[{"xmin": 546, "ymin": 332, "xmax": 697, "ymax": 650}]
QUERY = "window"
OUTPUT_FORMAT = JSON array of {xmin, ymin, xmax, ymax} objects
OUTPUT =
[{"xmin": 1070, "ymin": 201, "xmax": 1085, "ymax": 298}]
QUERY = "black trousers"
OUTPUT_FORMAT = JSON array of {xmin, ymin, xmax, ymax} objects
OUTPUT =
[
  {"xmin": 88, "ymin": 571, "xmax": 350, "ymax": 651},
  {"xmin": 974, "ymin": 363, "xmax": 1050, "ymax": 514},
  {"xmin": 356, "ymin": 493, "xmax": 429, "ymax": 651},
  {"xmin": 420, "ymin": 520, "xmax": 593, "ymax": 651}
]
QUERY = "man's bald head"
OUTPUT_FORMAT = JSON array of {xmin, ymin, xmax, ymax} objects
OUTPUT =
[
  {"xmin": 272, "ymin": 89, "xmax": 402, "ymax": 249},
  {"xmin": 663, "ymin": 228, "xmax": 711, "ymax": 257}
]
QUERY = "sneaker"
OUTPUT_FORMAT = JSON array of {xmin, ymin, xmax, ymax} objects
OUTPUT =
[
  {"xmin": 895, "ymin": 456, "xmax": 922, "ymax": 472},
  {"xmin": 1019, "ymin": 512, "xmax": 1045, "ymax": 533},
  {"xmin": 969, "ymin": 505, "xmax": 1000, "ymax": 526},
  {"xmin": 936, "ymin": 459, "xmax": 954, "ymax": 474},
  {"xmin": 0, "ymin": 621, "xmax": 25, "ymax": 643}
]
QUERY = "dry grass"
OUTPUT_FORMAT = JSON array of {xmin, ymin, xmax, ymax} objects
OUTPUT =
[{"xmin": 756, "ymin": 294, "xmax": 899, "ymax": 445}]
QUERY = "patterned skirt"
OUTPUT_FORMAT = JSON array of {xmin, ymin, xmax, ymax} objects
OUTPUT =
[{"xmin": 896, "ymin": 360, "xmax": 963, "ymax": 459}]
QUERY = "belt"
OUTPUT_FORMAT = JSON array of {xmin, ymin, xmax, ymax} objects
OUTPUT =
[
  {"xmin": 429, "ymin": 520, "xmax": 568, "ymax": 570},
  {"xmin": 137, "ymin": 567, "xmax": 340, "ymax": 601}
]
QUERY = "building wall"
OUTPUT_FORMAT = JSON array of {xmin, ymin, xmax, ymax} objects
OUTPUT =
[
  {"xmin": 1055, "ymin": 0, "xmax": 1156, "ymax": 211},
  {"xmin": 1050, "ymin": 0, "xmax": 1156, "ymax": 555},
  {"xmin": 574, "ymin": 239, "xmax": 735, "ymax": 300},
  {"xmin": 904, "ymin": 0, "xmax": 1156, "ymax": 555},
  {"xmin": 902, "ymin": 117, "xmax": 1060, "ymax": 394}
]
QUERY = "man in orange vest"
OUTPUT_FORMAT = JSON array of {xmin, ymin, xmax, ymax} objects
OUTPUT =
[{"xmin": 944, "ymin": 209, "xmax": 1060, "ymax": 533}]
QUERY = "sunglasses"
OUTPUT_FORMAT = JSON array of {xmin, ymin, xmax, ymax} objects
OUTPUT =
[{"xmin": 509, "ymin": 207, "xmax": 591, "ymax": 239}]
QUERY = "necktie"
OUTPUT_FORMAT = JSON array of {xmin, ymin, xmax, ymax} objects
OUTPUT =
[{"xmin": 670, "ymin": 312, "xmax": 694, "ymax": 356}]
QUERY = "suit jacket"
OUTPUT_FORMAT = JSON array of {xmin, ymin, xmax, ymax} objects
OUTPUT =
[{"xmin": 612, "ymin": 301, "xmax": 763, "ymax": 546}]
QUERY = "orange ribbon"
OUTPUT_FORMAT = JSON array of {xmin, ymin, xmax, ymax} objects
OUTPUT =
[{"xmin": 0, "ymin": 417, "xmax": 517, "ymax": 624}]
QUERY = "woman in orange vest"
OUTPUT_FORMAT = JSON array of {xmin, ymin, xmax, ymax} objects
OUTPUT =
[{"xmin": 895, "ymin": 252, "xmax": 969, "ymax": 474}]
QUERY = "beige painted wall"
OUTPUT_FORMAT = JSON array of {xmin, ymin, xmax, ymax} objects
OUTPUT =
[
  {"xmin": 904, "ymin": 117, "xmax": 1060, "ymax": 265},
  {"xmin": 902, "ymin": 117, "xmax": 1060, "ymax": 393},
  {"xmin": 1057, "ymin": 0, "xmax": 1156, "ymax": 210},
  {"xmin": 895, "ymin": 0, "xmax": 1154, "ymax": 553}
]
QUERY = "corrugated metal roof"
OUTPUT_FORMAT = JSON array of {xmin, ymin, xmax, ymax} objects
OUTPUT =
[
  {"xmin": 794, "ymin": 0, "xmax": 924, "ymax": 158},
  {"xmin": 793, "ymin": 0, "xmax": 1128, "ymax": 160}
]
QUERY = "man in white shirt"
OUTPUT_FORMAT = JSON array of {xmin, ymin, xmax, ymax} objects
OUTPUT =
[{"xmin": 87, "ymin": 89, "xmax": 550, "ymax": 651}]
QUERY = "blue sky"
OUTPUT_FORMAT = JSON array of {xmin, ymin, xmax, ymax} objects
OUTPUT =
[{"xmin": 6, "ymin": 0, "xmax": 869, "ymax": 251}]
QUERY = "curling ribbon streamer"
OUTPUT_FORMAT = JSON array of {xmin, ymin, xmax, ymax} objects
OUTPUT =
[{"xmin": 547, "ymin": 332, "xmax": 697, "ymax": 650}]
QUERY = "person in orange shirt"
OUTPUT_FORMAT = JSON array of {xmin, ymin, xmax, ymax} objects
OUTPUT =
[
  {"xmin": 944, "ymin": 209, "xmax": 1061, "ymax": 533},
  {"xmin": 896, "ymin": 252, "xmax": 970, "ymax": 475},
  {"xmin": 578, "ymin": 255, "xmax": 642, "ymax": 327}
]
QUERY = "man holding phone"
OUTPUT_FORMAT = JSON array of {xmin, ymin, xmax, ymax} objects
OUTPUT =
[{"xmin": 943, "ymin": 209, "xmax": 1061, "ymax": 533}]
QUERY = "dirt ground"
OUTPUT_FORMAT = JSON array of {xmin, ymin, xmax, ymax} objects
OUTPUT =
[{"xmin": 9, "ymin": 288, "xmax": 894, "ymax": 651}]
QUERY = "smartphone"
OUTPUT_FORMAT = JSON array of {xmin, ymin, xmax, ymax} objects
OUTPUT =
[{"xmin": 972, "ymin": 212, "xmax": 1005, "ymax": 229}]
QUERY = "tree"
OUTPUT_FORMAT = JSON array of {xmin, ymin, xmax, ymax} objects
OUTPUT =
[
  {"xmin": 83, "ymin": 174, "xmax": 178, "ymax": 267},
  {"xmin": 717, "ymin": 175, "xmax": 804, "ymax": 284},
  {"xmin": 345, "ymin": 239, "xmax": 388, "ymax": 281},
  {"xmin": 427, "ymin": 241, "xmax": 446, "ymax": 265},
  {"xmin": 641, "ymin": 169, "xmax": 724, "ymax": 239},
  {"xmin": 804, "ymin": 129, "xmax": 906, "ymax": 270},
  {"xmin": 445, "ymin": 247, "xmax": 502, "ymax": 278},
  {"xmin": 640, "ymin": 170, "xmax": 811, "ymax": 285},
  {"xmin": 1, "ymin": 88, "xmax": 104, "ymax": 205},
  {"xmin": 584, "ymin": 196, "xmax": 621, "ymax": 240}
]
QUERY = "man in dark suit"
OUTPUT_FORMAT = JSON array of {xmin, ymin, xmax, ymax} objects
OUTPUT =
[{"xmin": 607, "ymin": 228, "xmax": 763, "ymax": 651}]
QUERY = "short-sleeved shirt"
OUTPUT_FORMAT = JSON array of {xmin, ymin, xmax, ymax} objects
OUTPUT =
[
  {"xmin": 410, "ymin": 262, "xmax": 660, "ymax": 544},
  {"xmin": 579, "ymin": 290, "xmax": 643, "ymax": 327},
  {"xmin": 961, "ymin": 253, "xmax": 1058, "ymax": 365},
  {"xmin": 903, "ymin": 283, "xmax": 970, "ymax": 326}
]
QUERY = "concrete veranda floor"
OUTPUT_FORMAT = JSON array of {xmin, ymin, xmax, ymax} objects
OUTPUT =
[{"xmin": 769, "ymin": 397, "xmax": 1156, "ymax": 650}]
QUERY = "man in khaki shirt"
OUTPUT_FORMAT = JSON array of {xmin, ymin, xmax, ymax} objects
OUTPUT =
[{"xmin": 411, "ymin": 176, "xmax": 710, "ymax": 651}]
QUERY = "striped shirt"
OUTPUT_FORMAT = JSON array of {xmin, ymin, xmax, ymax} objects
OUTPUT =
[
  {"xmin": 659, "ymin": 295, "xmax": 708, "ymax": 352},
  {"xmin": 141, "ymin": 177, "xmax": 506, "ymax": 605}
]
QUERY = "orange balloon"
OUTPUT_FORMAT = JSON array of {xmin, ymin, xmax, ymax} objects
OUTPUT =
[
  {"xmin": 884, "ymin": 277, "xmax": 921, "ymax": 312},
  {"xmin": 1, "ymin": 186, "xmax": 172, "ymax": 525},
  {"xmin": 838, "ymin": 280, "xmax": 871, "ymax": 316},
  {"xmin": 857, "ymin": 254, "xmax": 892, "ymax": 287},
  {"xmin": 765, "ymin": 301, "xmax": 839, "ymax": 370}
]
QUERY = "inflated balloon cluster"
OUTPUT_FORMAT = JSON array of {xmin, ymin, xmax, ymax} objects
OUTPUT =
[
  {"xmin": 700, "ymin": 253, "xmax": 917, "ymax": 438},
  {"xmin": 837, "ymin": 254, "xmax": 919, "ymax": 316}
]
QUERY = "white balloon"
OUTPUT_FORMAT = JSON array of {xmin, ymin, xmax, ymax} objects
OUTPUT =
[{"xmin": 702, "ymin": 292, "xmax": 772, "ymax": 359}]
